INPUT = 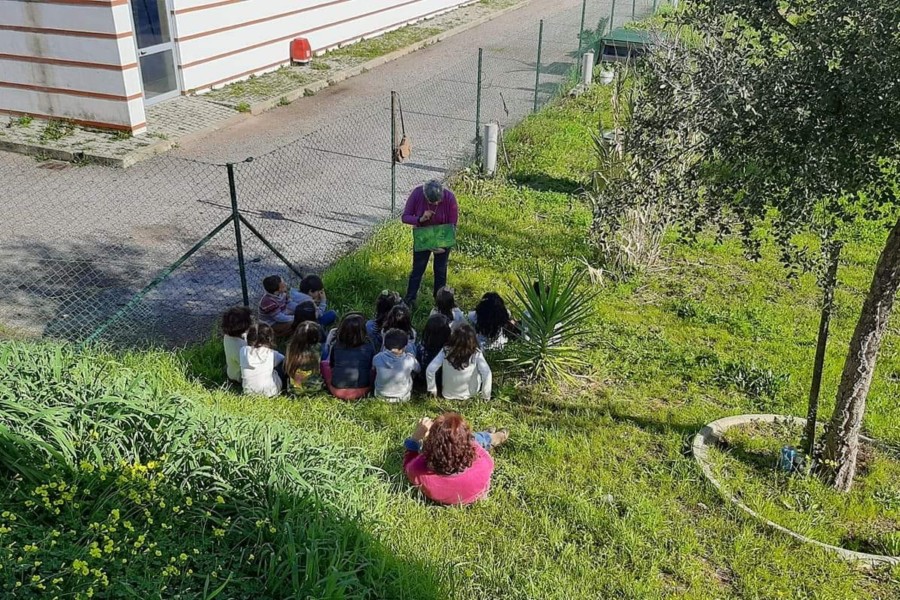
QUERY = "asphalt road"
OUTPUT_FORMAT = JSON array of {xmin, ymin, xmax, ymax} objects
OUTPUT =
[{"xmin": 0, "ymin": 0, "xmax": 650, "ymax": 345}]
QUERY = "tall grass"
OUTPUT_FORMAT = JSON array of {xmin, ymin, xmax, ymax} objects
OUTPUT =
[{"xmin": 0, "ymin": 341, "xmax": 439, "ymax": 598}]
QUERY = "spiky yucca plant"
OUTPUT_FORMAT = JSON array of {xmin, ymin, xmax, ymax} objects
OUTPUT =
[{"xmin": 507, "ymin": 266, "xmax": 596, "ymax": 384}]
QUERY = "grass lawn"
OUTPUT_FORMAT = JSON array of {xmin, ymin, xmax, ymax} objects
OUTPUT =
[
  {"xmin": 2, "ymin": 84, "xmax": 899, "ymax": 598},
  {"xmin": 706, "ymin": 419, "xmax": 900, "ymax": 555}
]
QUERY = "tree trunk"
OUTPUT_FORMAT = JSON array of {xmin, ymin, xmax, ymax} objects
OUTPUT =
[
  {"xmin": 821, "ymin": 216, "xmax": 900, "ymax": 491},
  {"xmin": 803, "ymin": 242, "xmax": 841, "ymax": 458}
]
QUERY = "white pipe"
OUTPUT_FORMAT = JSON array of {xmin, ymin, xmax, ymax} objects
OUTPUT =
[
  {"xmin": 582, "ymin": 51, "xmax": 594, "ymax": 86},
  {"xmin": 482, "ymin": 121, "xmax": 499, "ymax": 176}
]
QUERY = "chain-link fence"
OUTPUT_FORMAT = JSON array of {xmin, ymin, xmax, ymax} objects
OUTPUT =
[{"xmin": 0, "ymin": 0, "xmax": 657, "ymax": 348}]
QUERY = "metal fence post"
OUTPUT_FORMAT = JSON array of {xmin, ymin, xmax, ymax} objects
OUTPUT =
[
  {"xmin": 227, "ymin": 163, "xmax": 249, "ymax": 307},
  {"xmin": 533, "ymin": 19, "xmax": 544, "ymax": 113},
  {"xmin": 609, "ymin": 0, "xmax": 617, "ymax": 34},
  {"xmin": 474, "ymin": 48, "xmax": 484, "ymax": 164},
  {"xmin": 390, "ymin": 90, "xmax": 397, "ymax": 216},
  {"xmin": 578, "ymin": 0, "xmax": 587, "ymax": 51},
  {"xmin": 652, "ymin": 0, "xmax": 658, "ymax": 13},
  {"xmin": 632, "ymin": 0, "xmax": 636, "ymax": 20}
]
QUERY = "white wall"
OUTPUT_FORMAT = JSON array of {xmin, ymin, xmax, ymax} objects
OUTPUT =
[
  {"xmin": 172, "ymin": 0, "xmax": 473, "ymax": 92},
  {"xmin": 0, "ymin": 0, "xmax": 146, "ymax": 133}
]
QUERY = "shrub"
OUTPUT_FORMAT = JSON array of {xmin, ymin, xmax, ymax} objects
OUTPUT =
[
  {"xmin": 0, "ymin": 342, "xmax": 431, "ymax": 598},
  {"xmin": 506, "ymin": 266, "xmax": 595, "ymax": 384}
]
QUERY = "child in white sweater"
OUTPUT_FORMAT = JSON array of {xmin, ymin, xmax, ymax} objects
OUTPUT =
[
  {"xmin": 426, "ymin": 324, "xmax": 492, "ymax": 400},
  {"xmin": 221, "ymin": 305, "xmax": 252, "ymax": 385},
  {"xmin": 239, "ymin": 323, "xmax": 284, "ymax": 397}
]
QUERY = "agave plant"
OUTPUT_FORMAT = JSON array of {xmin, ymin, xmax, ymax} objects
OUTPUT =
[{"xmin": 507, "ymin": 266, "xmax": 596, "ymax": 384}]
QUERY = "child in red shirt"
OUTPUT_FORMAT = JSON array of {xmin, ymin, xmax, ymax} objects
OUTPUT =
[{"xmin": 403, "ymin": 413, "xmax": 508, "ymax": 505}]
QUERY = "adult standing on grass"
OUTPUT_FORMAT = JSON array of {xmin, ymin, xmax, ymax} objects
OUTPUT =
[{"xmin": 401, "ymin": 180, "xmax": 458, "ymax": 307}]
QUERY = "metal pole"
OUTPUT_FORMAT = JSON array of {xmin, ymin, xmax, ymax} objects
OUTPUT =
[
  {"xmin": 804, "ymin": 243, "xmax": 842, "ymax": 458},
  {"xmin": 238, "ymin": 215, "xmax": 303, "ymax": 280},
  {"xmin": 80, "ymin": 216, "xmax": 234, "ymax": 347},
  {"xmin": 390, "ymin": 90, "xmax": 397, "ymax": 216},
  {"xmin": 578, "ymin": 0, "xmax": 587, "ymax": 51},
  {"xmin": 652, "ymin": 0, "xmax": 658, "ymax": 13},
  {"xmin": 475, "ymin": 48, "xmax": 483, "ymax": 164},
  {"xmin": 632, "ymin": 0, "xmax": 636, "ymax": 20},
  {"xmin": 609, "ymin": 0, "xmax": 617, "ymax": 34},
  {"xmin": 533, "ymin": 20, "xmax": 544, "ymax": 113},
  {"xmin": 227, "ymin": 163, "xmax": 249, "ymax": 307}
]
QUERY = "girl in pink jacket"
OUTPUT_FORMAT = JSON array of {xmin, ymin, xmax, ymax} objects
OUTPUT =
[{"xmin": 403, "ymin": 412, "xmax": 508, "ymax": 505}]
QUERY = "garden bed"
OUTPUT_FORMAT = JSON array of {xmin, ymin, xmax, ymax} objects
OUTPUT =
[{"xmin": 697, "ymin": 415, "xmax": 900, "ymax": 563}]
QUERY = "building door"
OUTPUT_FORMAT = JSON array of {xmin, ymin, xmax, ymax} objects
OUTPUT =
[{"xmin": 130, "ymin": 0, "xmax": 180, "ymax": 104}]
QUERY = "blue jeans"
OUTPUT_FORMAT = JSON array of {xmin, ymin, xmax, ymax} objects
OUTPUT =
[
  {"xmin": 473, "ymin": 431, "xmax": 492, "ymax": 450},
  {"xmin": 405, "ymin": 249, "xmax": 450, "ymax": 304},
  {"xmin": 319, "ymin": 310, "xmax": 338, "ymax": 328}
]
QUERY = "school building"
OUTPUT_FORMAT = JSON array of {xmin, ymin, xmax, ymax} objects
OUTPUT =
[{"xmin": 0, "ymin": 0, "xmax": 473, "ymax": 135}]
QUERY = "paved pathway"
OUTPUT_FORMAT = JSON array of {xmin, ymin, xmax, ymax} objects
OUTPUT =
[{"xmin": 0, "ymin": 0, "xmax": 650, "ymax": 345}]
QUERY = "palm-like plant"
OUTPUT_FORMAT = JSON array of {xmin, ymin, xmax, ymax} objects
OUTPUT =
[{"xmin": 506, "ymin": 266, "xmax": 596, "ymax": 384}]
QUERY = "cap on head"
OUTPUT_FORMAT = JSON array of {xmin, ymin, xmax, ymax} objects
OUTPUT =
[{"xmin": 423, "ymin": 180, "xmax": 444, "ymax": 203}]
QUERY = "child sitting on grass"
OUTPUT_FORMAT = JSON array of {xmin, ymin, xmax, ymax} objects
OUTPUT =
[
  {"xmin": 382, "ymin": 304, "xmax": 417, "ymax": 355},
  {"xmin": 258, "ymin": 275, "xmax": 300, "ymax": 337},
  {"xmin": 426, "ymin": 324, "xmax": 492, "ymax": 400},
  {"xmin": 295, "ymin": 274, "xmax": 338, "ymax": 328},
  {"xmin": 469, "ymin": 291, "xmax": 516, "ymax": 351},
  {"xmin": 292, "ymin": 300, "xmax": 326, "ymax": 343},
  {"xmin": 403, "ymin": 413, "xmax": 508, "ymax": 505},
  {"xmin": 373, "ymin": 329, "xmax": 420, "ymax": 403},
  {"xmin": 285, "ymin": 321, "xmax": 324, "ymax": 396},
  {"xmin": 222, "ymin": 305, "xmax": 252, "ymax": 386},
  {"xmin": 415, "ymin": 313, "xmax": 451, "ymax": 393},
  {"xmin": 366, "ymin": 290, "xmax": 403, "ymax": 349},
  {"xmin": 321, "ymin": 313, "xmax": 376, "ymax": 401},
  {"xmin": 239, "ymin": 323, "xmax": 284, "ymax": 398},
  {"xmin": 431, "ymin": 286, "xmax": 466, "ymax": 328}
]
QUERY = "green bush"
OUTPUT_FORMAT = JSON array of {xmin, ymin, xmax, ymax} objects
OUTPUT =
[
  {"xmin": 0, "ymin": 342, "xmax": 435, "ymax": 598},
  {"xmin": 505, "ymin": 266, "xmax": 595, "ymax": 384}
]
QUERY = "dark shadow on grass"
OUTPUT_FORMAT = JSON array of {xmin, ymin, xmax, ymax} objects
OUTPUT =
[{"xmin": 509, "ymin": 171, "xmax": 584, "ymax": 195}]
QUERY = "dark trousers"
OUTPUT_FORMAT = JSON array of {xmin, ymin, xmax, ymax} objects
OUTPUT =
[{"xmin": 405, "ymin": 249, "xmax": 450, "ymax": 304}]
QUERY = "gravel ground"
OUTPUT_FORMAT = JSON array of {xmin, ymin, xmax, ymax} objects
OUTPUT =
[{"xmin": 0, "ymin": 0, "xmax": 650, "ymax": 346}]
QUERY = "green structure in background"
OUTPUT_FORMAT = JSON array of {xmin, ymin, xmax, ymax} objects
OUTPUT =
[{"xmin": 595, "ymin": 27, "xmax": 653, "ymax": 63}]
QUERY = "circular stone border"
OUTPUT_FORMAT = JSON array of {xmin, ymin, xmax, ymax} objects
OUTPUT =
[{"xmin": 692, "ymin": 413, "xmax": 900, "ymax": 568}]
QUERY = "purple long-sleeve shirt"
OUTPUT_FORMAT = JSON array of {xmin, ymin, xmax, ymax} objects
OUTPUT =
[{"xmin": 401, "ymin": 186, "xmax": 459, "ymax": 227}]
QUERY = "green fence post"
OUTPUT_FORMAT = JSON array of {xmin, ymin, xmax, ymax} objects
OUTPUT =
[
  {"xmin": 632, "ymin": 0, "xmax": 636, "ymax": 20},
  {"xmin": 652, "ymin": 0, "xmax": 658, "ymax": 13},
  {"xmin": 609, "ymin": 0, "xmax": 617, "ymax": 34},
  {"xmin": 390, "ymin": 90, "xmax": 397, "ymax": 216},
  {"xmin": 578, "ymin": 0, "xmax": 587, "ymax": 52},
  {"xmin": 475, "ymin": 48, "xmax": 484, "ymax": 165},
  {"xmin": 533, "ymin": 19, "xmax": 544, "ymax": 113},
  {"xmin": 238, "ymin": 215, "xmax": 303, "ymax": 280},
  {"xmin": 227, "ymin": 163, "xmax": 249, "ymax": 307}
]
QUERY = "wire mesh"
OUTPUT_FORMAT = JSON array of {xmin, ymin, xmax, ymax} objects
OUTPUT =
[{"xmin": 0, "ymin": 0, "xmax": 658, "ymax": 348}]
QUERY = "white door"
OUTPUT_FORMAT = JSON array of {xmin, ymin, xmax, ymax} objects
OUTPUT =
[{"xmin": 130, "ymin": 0, "xmax": 180, "ymax": 105}]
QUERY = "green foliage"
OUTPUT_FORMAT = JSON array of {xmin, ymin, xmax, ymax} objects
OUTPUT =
[
  {"xmin": 39, "ymin": 120, "xmax": 75, "ymax": 142},
  {"xmin": 15, "ymin": 115, "xmax": 33, "ymax": 128},
  {"xmin": 713, "ymin": 362, "xmax": 790, "ymax": 403},
  {"xmin": 2, "ymin": 77, "xmax": 899, "ymax": 599},
  {"xmin": 708, "ymin": 420, "xmax": 900, "ymax": 553},
  {"xmin": 235, "ymin": 102, "xmax": 251, "ymax": 113},
  {"xmin": 506, "ymin": 266, "xmax": 596, "ymax": 384},
  {"xmin": 0, "ymin": 342, "xmax": 436, "ymax": 598}
]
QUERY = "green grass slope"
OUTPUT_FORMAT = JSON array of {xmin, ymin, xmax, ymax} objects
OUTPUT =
[{"xmin": 3, "ymin": 84, "xmax": 899, "ymax": 598}]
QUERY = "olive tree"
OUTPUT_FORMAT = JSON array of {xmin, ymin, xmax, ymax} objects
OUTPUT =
[{"xmin": 601, "ymin": 0, "xmax": 900, "ymax": 490}]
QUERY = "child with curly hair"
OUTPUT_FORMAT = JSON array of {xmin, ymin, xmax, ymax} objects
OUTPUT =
[{"xmin": 403, "ymin": 412, "xmax": 508, "ymax": 505}]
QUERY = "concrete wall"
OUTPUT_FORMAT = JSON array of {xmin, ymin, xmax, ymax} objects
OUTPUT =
[
  {"xmin": 172, "ymin": 0, "xmax": 473, "ymax": 92},
  {"xmin": 0, "ymin": 0, "xmax": 146, "ymax": 133}
]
